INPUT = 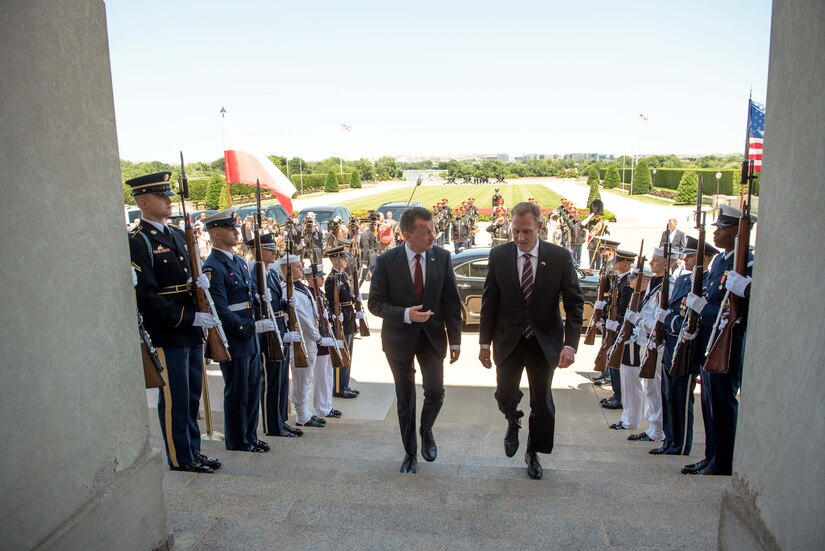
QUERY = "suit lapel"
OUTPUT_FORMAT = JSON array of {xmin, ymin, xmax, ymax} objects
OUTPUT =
[
  {"xmin": 530, "ymin": 242, "xmax": 551, "ymax": 305},
  {"xmin": 424, "ymin": 249, "xmax": 437, "ymax": 293},
  {"xmin": 397, "ymin": 246, "xmax": 416, "ymax": 298}
]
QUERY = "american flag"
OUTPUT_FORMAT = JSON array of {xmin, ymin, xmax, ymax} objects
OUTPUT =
[
  {"xmin": 340, "ymin": 123, "xmax": 352, "ymax": 132},
  {"xmin": 748, "ymin": 100, "xmax": 765, "ymax": 172},
  {"xmin": 639, "ymin": 113, "xmax": 648, "ymax": 122}
]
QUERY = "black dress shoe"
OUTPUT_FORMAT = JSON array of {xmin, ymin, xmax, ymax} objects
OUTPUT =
[
  {"xmin": 311, "ymin": 415, "xmax": 326, "ymax": 424},
  {"xmin": 421, "ymin": 430, "xmax": 437, "ymax": 462},
  {"xmin": 283, "ymin": 423, "xmax": 303, "ymax": 436},
  {"xmin": 333, "ymin": 390, "xmax": 358, "ymax": 399},
  {"xmin": 251, "ymin": 439, "xmax": 270, "ymax": 452},
  {"xmin": 326, "ymin": 409, "xmax": 342, "ymax": 418},
  {"xmin": 345, "ymin": 387, "xmax": 360, "ymax": 395},
  {"xmin": 592, "ymin": 377, "xmax": 607, "ymax": 386},
  {"xmin": 171, "ymin": 462, "xmax": 214, "ymax": 474},
  {"xmin": 400, "ymin": 453, "xmax": 417, "ymax": 473},
  {"xmin": 504, "ymin": 423, "xmax": 520, "ymax": 457},
  {"xmin": 691, "ymin": 465, "xmax": 716, "ymax": 475},
  {"xmin": 273, "ymin": 429, "xmax": 297, "ymax": 438},
  {"xmin": 601, "ymin": 398, "xmax": 622, "ymax": 410},
  {"xmin": 525, "ymin": 452, "xmax": 543, "ymax": 480},
  {"xmin": 239, "ymin": 445, "xmax": 267, "ymax": 453},
  {"xmin": 649, "ymin": 446, "xmax": 668, "ymax": 455},
  {"xmin": 681, "ymin": 458, "xmax": 710, "ymax": 474},
  {"xmin": 628, "ymin": 432, "xmax": 654, "ymax": 442},
  {"xmin": 196, "ymin": 454, "xmax": 222, "ymax": 469},
  {"xmin": 609, "ymin": 422, "xmax": 627, "ymax": 430},
  {"xmin": 296, "ymin": 418, "xmax": 325, "ymax": 428}
]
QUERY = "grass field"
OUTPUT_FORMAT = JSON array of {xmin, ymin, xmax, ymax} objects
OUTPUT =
[
  {"xmin": 603, "ymin": 188, "xmax": 672, "ymax": 206},
  {"xmin": 338, "ymin": 184, "xmax": 563, "ymax": 212}
]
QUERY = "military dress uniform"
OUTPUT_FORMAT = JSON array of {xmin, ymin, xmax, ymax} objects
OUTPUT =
[
  {"xmin": 326, "ymin": 255, "xmax": 358, "ymax": 399},
  {"xmin": 601, "ymin": 256, "xmax": 634, "ymax": 409},
  {"xmin": 127, "ymin": 172, "xmax": 220, "ymax": 473},
  {"xmin": 201, "ymin": 210, "xmax": 268, "ymax": 453}
]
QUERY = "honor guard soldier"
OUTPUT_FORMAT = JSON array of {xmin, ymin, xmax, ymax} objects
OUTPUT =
[
  {"xmin": 202, "ymin": 209, "xmax": 275, "ymax": 453},
  {"xmin": 653, "ymin": 237, "xmax": 718, "ymax": 456},
  {"xmin": 590, "ymin": 238, "xmax": 621, "ymax": 387},
  {"xmin": 682, "ymin": 205, "xmax": 755, "ymax": 476},
  {"xmin": 466, "ymin": 198, "xmax": 479, "ymax": 245},
  {"xmin": 441, "ymin": 198, "xmax": 453, "ymax": 244},
  {"xmin": 305, "ymin": 265, "xmax": 343, "ymax": 419},
  {"xmin": 599, "ymin": 248, "xmax": 636, "ymax": 409},
  {"xmin": 491, "ymin": 188, "xmax": 502, "ymax": 209},
  {"xmin": 245, "ymin": 234, "xmax": 303, "ymax": 439},
  {"xmin": 127, "ymin": 172, "xmax": 222, "ymax": 473},
  {"xmin": 326, "ymin": 247, "xmax": 360, "ymax": 398}
]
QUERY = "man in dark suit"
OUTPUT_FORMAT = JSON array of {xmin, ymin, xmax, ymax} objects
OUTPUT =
[
  {"xmin": 368, "ymin": 207, "xmax": 462, "ymax": 474},
  {"xmin": 479, "ymin": 201, "xmax": 584, "ymax": 480},
  {"xmin": 660, "ymin": 218, "xmax": 687, "ymax": 254}
]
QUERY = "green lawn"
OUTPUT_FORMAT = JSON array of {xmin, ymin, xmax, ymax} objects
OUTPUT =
[
  {"xmin": 604, "ymin": 188, "xmax": 672, "ymax": 206},
  {"xmin": 339, "ymin": 184, "xmax": 563, "ymax": 212}
]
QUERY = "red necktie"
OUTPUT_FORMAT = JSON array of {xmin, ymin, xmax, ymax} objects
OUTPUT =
[{"xmin": 413, "ymin": 253, "xmax": 424, "ymax": 302}]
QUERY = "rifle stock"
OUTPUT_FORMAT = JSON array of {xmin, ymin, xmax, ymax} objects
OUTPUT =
[
  {"xmin": 253, "ymin": 179, "xmax": 285, "ymax": 361},
  {"xmin": 348, "ymin": 262, "xmax": 370, "ymax": 336},
  {"xmin": 606, "ymin": 240, "xmax": 646, "ymax": 369},
  {"xmin": 593, "ymin": 275, "xmax": 619, "ymax": 373},
  {"xmin": 179, "ymin": 152, "xmax": 231, "ymax": 362},
  {"xmin": 640, "ymin": 227, "xmax": 672, "ymax": 379},
  {"xmin": 285, "ymin": 228, "xmax": 309, "ymax": 368},
  {"xmin": 331, "ymin": 273, "xmax": 352, "ymax": 367},
  {"xmin": 309, "ymin": 264, "xmax": 343, "ymax": 368},
  {"xmin": 583, "ymin": 264, "xmax": 608, "ymax": 346}
]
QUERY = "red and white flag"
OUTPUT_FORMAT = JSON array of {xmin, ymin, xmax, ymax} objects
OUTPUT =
[
  {"xmin": 340, "ymin": 123, "xmax": 352, "ymax": 132},
  {"xmin": 222, "ymin": 118, "xmax": 297, "ymax": 214}
]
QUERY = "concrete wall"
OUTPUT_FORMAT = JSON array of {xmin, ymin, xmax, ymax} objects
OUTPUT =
[
  {"xmin": 0, "ymin": 2, "xmax": 168, "ymax": 550},
  {"xmin": 718, "ymin": 1, "xmax": 825, "ymax": 549}
]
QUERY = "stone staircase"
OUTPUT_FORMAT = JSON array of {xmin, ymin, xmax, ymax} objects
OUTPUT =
[{"xmin": 155, "ymin": 384, "xmax": 728, "ymax": 550}]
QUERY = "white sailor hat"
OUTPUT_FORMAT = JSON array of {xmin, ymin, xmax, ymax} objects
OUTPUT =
[
  {"xmin": 652, "ymin": 246, "xmax": 680, "ymax": 259},
  {"xmin": 203, "ymin": 209, "xmax": 240, "ymax": 230},
  {"xmin": 278, "ymin": 254, "xmax": 302, "ymax": 265},
  {"xmin": 712, "ymin": 204, "xmax": 757, "ymax": 227},
  {"xmin": 303, "ymin": 264, "xmax": 326, "ymax": 276}
]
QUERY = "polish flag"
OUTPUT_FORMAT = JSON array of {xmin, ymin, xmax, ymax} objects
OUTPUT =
[{"xmin": 222, "ymin": 118, "xmax": 297, "ymax": 214}]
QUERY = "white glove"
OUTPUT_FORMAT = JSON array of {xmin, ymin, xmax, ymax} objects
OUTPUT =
[
  {"xmin": 255, "ymin": 289, "xmax": 272, "ymax": 304},
  {"xmin": 335, "ymin": 339, "xmax": 344, "ymax": 349},
  {"xmin": 255, "ymin": 319, "xmax": 277, "ymax": 333},
  {"xmin": 356, "ymin": 294, "xmax": 363, "ymax": 302},
  {"xmin": 337, "ymin": 313, "xmax": 344, "ymax": 322},
  {"xmin": 193, "ymin": 313, "xmax": 219, "ymax": 328},
  {"xmin": 594, "ymin": 300, "xmax": 607, "ymax": 310},
  {"xmin": 131, "ymin": 267, "xmax": 138, "ymax": 287},
  {"xmin": 355, "ymin": 311, "xmax": 365, "ymax": 320},
  {"xmin": 605, "ymin": 320, "xmax": 620, "ymax": 332},
  {"xmin": 725, "ymin": 272, "xmax": 752, "ymax": 298},
  {"xmin": 655, "ymin": 307, "xmax": 670, "ymax": 324},
  {"xmin": 288, "ymin": 295, "xmax": 296, "ymax": 306},
  {"xmin": 718, "ymin": 318, "xmax": 729, "ymax": 331},
  {"xmin": 322, "ymin": 309, "xmax": 329, "ymax": 319},
  {"xmin": 319, "ymin": 336, "xmax": 336, "ymax": 347},
  {"xmin": 195, "ymin": 273, "xmax": 210, "ymax": 290},
  {"xmin": 686, "ymin": 293, "xmax": 707, "ymax": 314},
  {"xmin": 282, "ymin": 331, "xmax": 302, "ymax": 343},
  {"xmin": 625, "ymin": 311, "xmax": 640, "ymax": 326}
]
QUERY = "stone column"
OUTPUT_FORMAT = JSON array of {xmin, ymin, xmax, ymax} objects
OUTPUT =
[
  {"xmin": 717, "ymin": 0, "xmax": 825, "ymax": 549},
  {"xmin": 0, "ymin": 2, "xmax": 168, "ymax": 549}
]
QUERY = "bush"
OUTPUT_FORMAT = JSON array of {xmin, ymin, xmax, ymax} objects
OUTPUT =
[
  {"xmin": 204, "ymin": 178, "xmax": 223, "ymax": 209},
  {"xmin": 324, "ymin": 171, "xmax": 340, "ymax": 193},
  {"xmin": 675, "ymin": 171, "xmax": 699, "ymax": 204},
  {"xmin": 586, "ymin": 167, "xmax": 601, "ymax": 205},
  {"xmin": 289, "ymin": 174, "xmax": 327, "ymax": 192},
  {"xmin": 349, "ymin": 170, "xmax": 362, "ymax": 188},
  {"xmin": 650, "ymin": 189, "xmax": 677, "ymax": 200},
  {"xmin": 218, "ymin": 184, "xmax": 230, "ymax": 210},
  {"xmin": 187, "ymin": 177, "xmax": 210, "ymax": 205},
  {"xmin": 336, "ymin": 172, "xmax": 351, "ymax": 186},
  {"xmin": 603, "ymin": 163, "xmax": 621, "ymax": 189},
  {"xmin": 632, "ymin": 160, "xmax": 652, "ymax": 194},
  {"xmin": 122, "ymin": 183, "xmax": 135, "ymax": 206}
]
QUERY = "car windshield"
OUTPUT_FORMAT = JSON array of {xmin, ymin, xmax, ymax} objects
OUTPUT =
[{"xmin": 299, "ymin": 211, "xmax": 334, "ymax": 225}]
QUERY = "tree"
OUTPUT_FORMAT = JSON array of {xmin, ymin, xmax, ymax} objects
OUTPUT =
[
  {"xmin": 122, "ymin": 183, "xmax": 135, "ymax": 206},
  {"xmin": 218, "ymin": 183, "xmax": 230, "ymax": 210},
  {"xmin": 676, "ymin": 171, "xmax": 699, "ymax": 204},
  {"xmin": 324, "ymin": 171, "xmax": 339, "ymax": 193},
  {"xmin": 374, "ymin": 156, "xmax": 399, "ymax": 180},
  {"xmin": 204, "ymin": 176, "xmax": 223, "ymax": 209},
  {"xmin": 352, "ymin": 158, "xmax": 376, "ymax": 182},
  {"xmin": 632, "ymin": 159, "xmax": 652, "ymax": 195},
  {"xmin": 603, "ymin": 163, "xmax": 621, "ymax": 189},
  {"xmin": 349, "ymin": 169, "xmax": 362, "ymax": 189},
  {"xmin": 587, "ymin": 166, "xmax": 602, "ymax": 205}
]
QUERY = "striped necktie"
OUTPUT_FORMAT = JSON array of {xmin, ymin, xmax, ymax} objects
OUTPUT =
[{"xmin": 521, "ymin": 253, "xmax": 534, "ymax": 338}]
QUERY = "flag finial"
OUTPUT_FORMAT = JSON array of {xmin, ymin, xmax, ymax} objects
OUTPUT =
[{"xmin": 220, "ymin": 106, "xmax": 227, "ymax": 118}]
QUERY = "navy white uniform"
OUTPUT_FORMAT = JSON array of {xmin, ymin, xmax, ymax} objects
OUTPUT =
[{"xmin": 201, "ymin": 212, "xmax": 264, "ymax": 452}]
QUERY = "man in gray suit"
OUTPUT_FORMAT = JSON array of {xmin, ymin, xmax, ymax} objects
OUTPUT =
[
  {"xmin": 368, "ymin": 207, "xmax": 462, "ymax": 474},
  {"xmin": 660, "ymin": 218, "xmax": 687, "ymax": 253},
  {"xmin": 479, "ymin": 201, "xmax": 584, "ymax": 479}
]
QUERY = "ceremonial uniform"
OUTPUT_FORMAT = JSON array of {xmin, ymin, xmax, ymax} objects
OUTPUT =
[
  {"xmin": 289, "ymin": 278, "xmax": 322, "ymax": 425},
  {"xmin": 601, "ymin": 261, "xmax": 634, "ymax": 408},
  {"xmin": 326, "ymin": 260, "xmax": 358, "ymax": 398},
  {"xmin": 201, "ymin": 211, "xmax": 266, "ymax": 452}
]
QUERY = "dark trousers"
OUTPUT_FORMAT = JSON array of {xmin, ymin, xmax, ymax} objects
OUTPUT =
[
  {"xmin": 706, "ymin": 335, "xmax": 745, "ymax": 475},
  {"xmin": 219, "ymin": 353, "xmax": 262, "ymax": 450},
  {"xmin": 444, "ymin": 222, "xmax": 451, "ymax": 243},
  {"xmin": 609, "ymin": 366, "xmax": 622, "ymax": 402},
  {"xmin": 335, "ymin": 332, "xmax": 355, "ymax": 393},
  {"xmin": 588, "ymin": 246, "xmax": 602, "ymax": 270},
  {"xmin": 495, "ymin": 336, "xmax": 557, "ymax": 454},
  {"xmin": 661, "ymin": 339, "xmax": 695, "ymax": 454},
  {"xmin": 156, "ymin": 345, "xmax": 203, "ymax": 468},
  {"xmin": 386, "ymin": 331, "xmax": 445, "ymax": 457},
  {"xmin": 261, "ymin": 346, "xmax": 290, "ymax": 435},
  {"xmin": 571, "ymin": 244, "xmax": 582, "ymax": 266},
  {"xmin": 699, "ymin": 369, "xmax": 715, "ymax": 462}
]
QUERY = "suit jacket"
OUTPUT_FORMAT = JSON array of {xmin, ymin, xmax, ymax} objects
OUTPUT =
[
  {"xmin": 368, "ymin": 245, "xmax": 462, "ymax": 361},
  {"xmin": 202, "ymin": 249, "xmax": 259, "ymax": 358},
  {"xmin": 660, "ymin": 229, "xmax": 687, "ymax": 253},
  {"xmin": 480, "ymin": 241, "xmax": 584, "ymax": 366}
]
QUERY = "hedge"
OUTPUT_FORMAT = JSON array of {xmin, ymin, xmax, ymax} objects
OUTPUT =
[
  {"xmin": 289, "ymin": 174, "xmax": 327, "ymax": 191},
  {"xmin": 600, "ymin": 167, "xmax": 760, "ymax": 196}
]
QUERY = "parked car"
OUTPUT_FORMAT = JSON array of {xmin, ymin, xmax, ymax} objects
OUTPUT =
[
  {"xmin": 124, "ymin": 206, "xmax": 141, "ymax": 227},
  {"xmin": 296, "ymin": 205, "xmax": 352, "ymax": 228},
  {"xmin": 375, "ymin": 201, "xmax": 424, "ymax": 222},
  {"xmin": 450, "ymin": 247, "xmax": 599, "ymax": 328},
  {"xmin": 235, "ymin": 204, "xmax": 291, "ymax": 225},
  {"xmin": 168, "ymin": 209, "xmax": 219, "ymax": 228}
]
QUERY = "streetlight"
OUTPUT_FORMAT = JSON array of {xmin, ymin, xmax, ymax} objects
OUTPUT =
[
  {"xmin": 715, "ymin": 171, "xmax": 722, "ymax": 211},
  {"xmin": 652, "ymin": 169, "xmax": 657, "ymax": 188}
]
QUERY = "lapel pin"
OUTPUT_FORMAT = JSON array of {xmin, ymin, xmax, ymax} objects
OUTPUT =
[
  {"xmin": 540, "ymin": 261, "xmax": 546, "ymax": 266},
  {"xmin": 150, "ymin": 230, "xmax": 157, "ymax": 235}
]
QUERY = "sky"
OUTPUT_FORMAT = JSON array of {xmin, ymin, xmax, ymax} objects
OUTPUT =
[{"xmin": 105, "ymin": 0, "xmax": 773, "ymax": 163}]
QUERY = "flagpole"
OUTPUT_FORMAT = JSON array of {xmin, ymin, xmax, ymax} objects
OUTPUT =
[{"xmin": 220, "ymin": 106, "xmax": 233, "ymax": 207}]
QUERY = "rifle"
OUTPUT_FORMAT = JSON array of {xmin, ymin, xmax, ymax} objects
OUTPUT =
[
  {"xmin": 177, "ymin": 152, "xmax": 231, "ymax": 362},
  {"xmin": 593, "ymin": 274, "xmax": 619, "ymax": 372},
  {"xmin": 138, "ymin": 311, "xmax": 165, "ymax": 388},
  {"xmin": 704, "ymin": 161, "xmax": 755, "ymax": 373},
  {"xmin": 253, "ymin": 179, "xmax": 284, "ymax": 361},
  {"xmin": 671, "ymin": 175, "xmax": 706, "ymax": 376},
  {"xmin": 640, "ymin": 226, "xmax": 672, "ymax": 379},
  {"xmin": 308, "ymin": 263, "xmax": 343, "ymax": 367},
  {"xmin": 284, "ymin": 222, "xmax": 309, "ymax": 367},
  {"xmin": 347, "ymin": 259, "xmax": 370, "ymax": 337},
  {"xmin": 606, "ymin": 241, "xmax": 646, "ymax": 369},
  {"xmin": 583, "ymin": 256, "xmax": 609, "ymax": 346},
  {"xmin": 330, "ymin": 270, "xmax": 352, "ymax": 367}
]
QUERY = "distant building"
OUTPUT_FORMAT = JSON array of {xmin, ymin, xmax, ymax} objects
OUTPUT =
[{"xmin": 402, "ymin": 169, "xmax": 444, "ymax": 181}]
